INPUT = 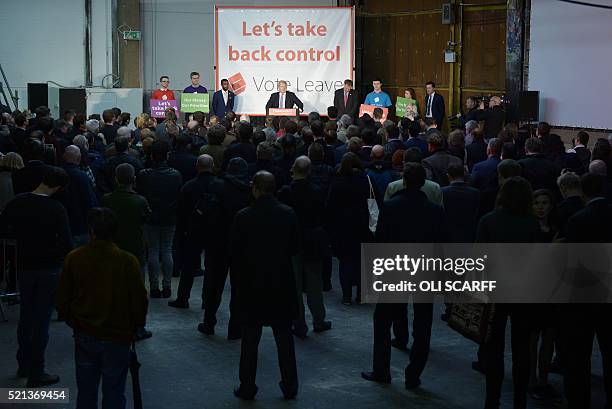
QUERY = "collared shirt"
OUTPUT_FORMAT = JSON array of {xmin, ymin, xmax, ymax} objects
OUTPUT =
[
  {"xmin": 222, "ymin": 89, "xmax": 229, "ymax": 106},
  {"xmin": 279, "ymin": 92, "xmax": 286, "ymax": 108},
  {"xmin": 426, "ymin": 92, "xmax": 436, "ymax": 117}
]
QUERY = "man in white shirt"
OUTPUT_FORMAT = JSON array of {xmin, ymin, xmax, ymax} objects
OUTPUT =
[{"xmin": 211, "ymin": 78, "xmax": 235, "ymax": 119}]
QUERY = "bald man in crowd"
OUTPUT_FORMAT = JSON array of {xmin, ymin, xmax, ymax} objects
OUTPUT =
[
  {"xmin": 475, "ymin": 95, "xmax": 506, "ymax": 141},
  {"xmin": 61, "ymin": 145, "xmax": 98, "ymax": 246},
  {"xmin": 231, "ymin": 170, "xmax": 300, "ymax": 400},
  {"xmin": 278, "ymin": 156, "xmax": 331, "ymax": 338}
]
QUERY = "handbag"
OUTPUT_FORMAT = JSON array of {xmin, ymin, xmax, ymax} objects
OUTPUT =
[
  {"xmin": 447, "ymin": 303, "xmax": 496, "ymax": 344},
  {"xmin": 366, "ymin": 175, "xmax": 379, "ymax": 233}
]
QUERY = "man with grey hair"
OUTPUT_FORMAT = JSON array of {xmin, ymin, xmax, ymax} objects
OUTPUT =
[
  {"xmin": 85, "ymin": 119, "xmax": 105, "ymax": 153},
  {"xmin": 589, "ymin": 159, "xmax": 607, "ymax": 176},
  {"xmin": 265, "ymin": 80, "xmax": 303, "ymax": 112},
  {"xmin": 231, "ymin": 170, "xmax": 300, "ymax": 400},
  {"xmin": 464, "ymin": 120, "xmax": 479, "ymax": 145},
  {"xmin": 557, "ymin": 171, "xmax": 584, "ymax": 239},
  {"xmin": 61, "ymin": 145, "xmax": 98, "ymax": 246},
  {"xmin": 336, "ymin": 114, "xmax": 353, "ymax": 143},
  {"xmin": 422, "ymin": 131, "xmax": 463, "ymax": 187},
  {"xmin": 169, "ymin": 154, "xmax": 220, "ymax": 310},
  {"xmin": 278, "ymin": 156, "xmax": 331, "ymax": 338}
]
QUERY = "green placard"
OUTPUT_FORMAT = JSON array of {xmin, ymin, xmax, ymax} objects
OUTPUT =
[
  {"xmin": 396, "ymin": 97, "xmax": 417, "ymax": 117},
  {"xmin": 181, "ymin": 93, "xmax": 209, "ymax": 113}
]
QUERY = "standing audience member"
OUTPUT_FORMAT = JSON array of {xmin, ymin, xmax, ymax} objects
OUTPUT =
[
  {"xmin": 0, "ymin": 152, "xmax": 24, "ymax": 210},
  {"xmin": 168, "ymin": 133, "xmax": 198, "ymax": 183},
  {"xmin": 422, "ymin": 131, "xmax": 462, "ymax": 187},
  {"xmin": 137, "ymin": 141, "xmax": 182, "ymax": 298},
  {"xmin": 556, "ymin": 172, "xmax": 583, "ymax": 239},
  {"xmin": 56, "ymin": 207, "xmax": 148, "ymax": 408},
  {"xmin": 442, "ymin": 164, "xmax": 480, "ymax": 242},
  {"xmin": 0, "ymin": 166, "xmax": 73, "ymax": 387},
  {"xmin": 200, "ymin": 124, "xmax": 226, "ymax": 174},
  {"xmin": 231, "ymin": 171, "xmax": 299, "ymax": 400}
]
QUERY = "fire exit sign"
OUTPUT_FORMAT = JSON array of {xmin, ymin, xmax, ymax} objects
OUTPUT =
[{"xmin": 123, "ymin": 31, "xmax": 141, "ymax": 41}]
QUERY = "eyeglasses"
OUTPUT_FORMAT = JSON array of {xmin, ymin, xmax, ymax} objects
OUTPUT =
[{"xmin": 161, "ymin": 80, "xmax": 169, "ymax": 83}]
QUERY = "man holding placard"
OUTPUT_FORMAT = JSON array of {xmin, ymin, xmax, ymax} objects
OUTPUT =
[
  {"xmin": 181, "ymin": 72, "xmax": 209, "ymax": 119},
  {"xmin": 364, "ymin": 78, "xmax": 392, "ymax": 108},
  {"xmin": 152, "ymin": 75, "xmax": 176, "ymax": 101}
]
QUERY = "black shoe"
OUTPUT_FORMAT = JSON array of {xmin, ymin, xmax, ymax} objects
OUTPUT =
[
  {"xmin": 197, "ymin": 322, "xmax": 214, "ymax": 335},
  {"xmin": 279, "ymin": 381, "xmax": 298, "ymax": 399},
  {"xmin": 16, "ymin": 367, "xmax": 28, "ymax": 378},
  {"xmin": 471, "ymin": 360, "xmax": 486, "ymax": 375},
  {"xmin": 322, "ymin": 281, "xmax": 332, "ymax": 292},
  {"xmin": 313, "ymin": 321, "xmax": 332, "ymax": 333},
  {"xmin": 150, "ymin": 289, "xmax": 162, "ymax": 298},
  {"xmin": 391, "ymin": 338, "xmax": 409, "ymax": 351},
  {"xmin": 135, "ymin": 329, "xmax": 152, "ymax": 341},
  {"xmin": 168, "ymin": 299, "xmax": 189, "ymax": 309},
  {"xmin": 162, "ymin": 288, "xmax": 172, "ymax": 298},
  {"xmin": 227, "ymin": 332, "xmax": 241, "ymax": 341},
  {"xmin": 361, "ymin": 371, "xmax": 391, "ymax": 384},
  {"xmin": 27, "ymin": 373, "xmax": 60, "ymax": 387},
  {"xmin": 405, "ymin": 378, "xmax": 421, "ymax": 390},
  {"xmin": 234, "ymin": 386, "xmax": 257, "ymax": 400},
  {"xmin": 342, "ymin": 297, "xmax": 352, "ymax": 306},
  {"xmin": 292, "ymin": 328, "xmax": 308, "ymax": 339}
]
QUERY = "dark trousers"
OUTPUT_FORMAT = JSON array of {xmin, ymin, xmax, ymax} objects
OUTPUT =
[
  {"xmin": 75, "ymin": 331, "xmax": 131, "ymax": 409},
  {"xmin": 203, "ymin": 248, "xmax": 239, "ymax": 335},
  {"xmin": 484, "ymin": 304, "xmax": 532, "ymax": 409},
  {"xmin": 292, "ymin": 253, "xmax": 326, "ymax": 332},
  {"xmin": 391, "ymin": 304, "xmax": 409, "ymax": 346},
  {"xmin": 338, "ymin": 254, "xmax": 360, "ymax": 299},
  {"xmin": 562, "ymin": 304, "xmax": 612, "ymax": 409},
  {"xmin": 239, "ymin": 324, "xmax": 298, "ymax": 394},
  {"xmin": 320, "ymin": 236, "xmax": 332, "ymax": 286},
  {"xmin": 372, "ymin": 303, "xmax": 433, "ymax": 382},
  {"xmin": 176, "ymin": 238, "xmax": 204, "ymax": 302},
  {"xmin": 16, "ymin": 268, "xmax": 59, "ymax": 378}
]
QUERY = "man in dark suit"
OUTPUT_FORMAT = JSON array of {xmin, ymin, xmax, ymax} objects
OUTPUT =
[
  {"xmin": 100, "ymin": 109, "xmax": 120, "ymax": 145},
  {"xmin": 421, "ymin": 131, "xmax": 462, "ymax": 187},
  {"xmin": 333, "ymin": 79, "xmax": 359, "ymax": 118},
  {"xmin": 231, "ymin": 171, "xmax": 300, "ymax": 400},
  {"xmin": 569, "ymin": 131, "xmax": 591, "ymax": 174},
  {"xmin": 474, "ymin": 96, "xmax": 506, "ymax": 141},
  {"xmin": 470, "ymin": 138, "xmax": 502, "ymax": 191},
  {"xmin": 424, "ymin": 81, "xmax": 445, "ymax": 129},
  {"xmin": 361, "ymin": 163, "xmax": 444, "ymax": 389},
  {"xmin": 265, "ymin": 80, "xmax": 303, "ymax": 113},
  {"xmin": 563, "ymin": 173, "xmax": 612, "ymax": 409},
  {"xmin": 556, "ymin": 171, "xmax": 584, "ymax": 239},
  {"xmin": 211, "ymin": 78, "xmax": 235, "ymax": 119},
  {"xmin": 456, "ymin": 96, "xmax": 480, "ymax": 128},
  {"xmin": 518, "ymin": 137, "xmax": 561, "ymax": 196},
  {"xmin": 443, "ymin": 164, "xmax": 480, "ymax": 242}
]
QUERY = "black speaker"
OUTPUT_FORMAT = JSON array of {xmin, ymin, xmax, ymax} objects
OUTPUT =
[
  {"xmin": 519, "ymin": 91, "xmax": 539, "ymax": 121},
  {"xmin": 27, "ymin": 83, "xmax": 49, "ymax": 111},
  {"xmin": 59, "ymin": 88, "xmax": 87, "ymax": 115}
]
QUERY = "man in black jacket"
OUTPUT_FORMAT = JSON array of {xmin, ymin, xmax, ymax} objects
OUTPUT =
[
  {"xmin": 278, "ymin": 156, "xmax": 331, "ymax": 338},
  {"xmin": 362, "ymin": 163, "xmax": 444, "ymax": 389},
  {"xmin": 231, "ymin": 171, "xmax": 299, "ymax": 400},
  {"xmin": 137, "ymin": 141, "xmax": 182, "ymax": 298},
  {"xmin": 518, "ymin": 137, "xmax": 561, "ymax": 196},
  {"xmin": 265, "ymin": 80, "xmax": 303, "ymax": 112},
  {"xmin": 105, "ymin": 136, "xmax": 143, "ymax": 191},
  {"xmin": 0, "ymin": 166, "xmax": 73, "ymax": 387},
  {"xmin": 248, "ymin": 141, "xmax": 285, "ymax": 188},
  {"xmin": 168, "ymin": 133, "xmax": 198, "ymax": 184},
  {"xmin": 168, "ymin": 154, "xmax": 219, "ymax": 309},
  {"xmin": 556, "ymin": 171, "xmax": 584, "ymax": 239},
  {"xmin": 456, "ymin": 96, "xmax": 480, "ymax": 128},
  {"xmin": 221, "ymin": 121, "xmax": 257, "ymax": 170},
  {"xmin": 563, "ymin": 173, "xmax": 612, "ymax": 409},
  {"xmin": 100, "ymin": 109, "xmax": 119, "ymax": 145},
  {"xmin": 333, "ymin": 79, "xmax": 359, "ymax": 118},
  {"xmin": 474, "ymin": 96, "xmax": 505, "ymax": 141},
  {"xmin": 200, "ymin": 157, "xmax": 252, "ymax": 339},
  {"xmin": 442, "ymin": 164, "xmax": 480, "ymax": 243}
]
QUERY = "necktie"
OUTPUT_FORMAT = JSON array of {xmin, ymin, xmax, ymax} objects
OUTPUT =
[
  {"xmin": 344, "ymin": 92, "xmax": 348, "ymax": 106},
  {"xmin": 427, "ymin": 95, "xmax": 432, "ymax": 117},
  {"xmin": 279, "ymin": 93, "xmax": 284, "ymax": 108}
]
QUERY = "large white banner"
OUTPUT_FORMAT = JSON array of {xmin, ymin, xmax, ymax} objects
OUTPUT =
[{"xmin": 215, "ymin": 6, "xmax": 354, "ymax": 116}]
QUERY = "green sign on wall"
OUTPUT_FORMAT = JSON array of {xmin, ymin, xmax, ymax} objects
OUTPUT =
[{"xmin": 181, "ymin": 93, "xmax": 209, "ymax": 113}]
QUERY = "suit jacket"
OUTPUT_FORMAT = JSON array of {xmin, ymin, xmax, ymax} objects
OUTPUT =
[
  {"xmin": 466, "ymin": 139, "xmax": 488, "ymax": 171},
  {"xmin": 211, "ymin": 89, "xmax": 235, "ymax": 119},
  {"xmin": 470, "ymin": 156, "xmax": 501, "ymax": 191},
  {"xmin": 230, "ymin": 195, "xmax": 299, "ymax": 326},
  {"xmin": 333, "ymin": 88, "xmax": 359, "ymax": 118},
  {"xmin": 556, "ymin": 195, "xmax": 584, "ymax": 239},
  {"xmin": 422, "ymin": 150, "xmax": 463, "ymax": 187},
  {"xmin": 518, "ymin": 154, "xmax": 561, "ymax": 195},
  {"xmin": 424, "ymin": 93, "xmax": 445, "ymax": 128},
  {"xmin": 265, "ymin": 91, "xmax": 303, "ymax": 112},
  {"xmin": 442, "ymin": 181, "xmax": 480, "ymax": 242},
  {"xmin": 476, "ymin": 208, "xmax": 541, "ymax": 243},
  {"xmin": 474, "ymin": 106, "xmax": 505, "ymax": 140},
  {"xmin": 567, "ymin": 198, "xmax": 612, "ymax": 243}
]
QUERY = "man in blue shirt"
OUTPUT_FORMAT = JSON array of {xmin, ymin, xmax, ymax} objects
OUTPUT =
[{"xmin": 364, "ymin": 78, "xmax": 392, "ymax": 108}]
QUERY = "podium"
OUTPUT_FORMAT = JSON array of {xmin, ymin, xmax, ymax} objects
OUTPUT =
[{"xmin": 267, "ymin": 108, "xmax": 300, "ymax": 119}]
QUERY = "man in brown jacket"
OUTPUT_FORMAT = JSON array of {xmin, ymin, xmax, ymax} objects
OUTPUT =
[{"xmin": 57, "ymin": 207, "xmax": 148, "ymax": 409}]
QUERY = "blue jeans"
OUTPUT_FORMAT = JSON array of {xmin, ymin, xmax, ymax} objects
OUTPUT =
[
  {"xmin": 75, "ymin": 331, "xmax": 131, "ymax": 409},
  {"xmin": 17, "ymin": 268, "xmax": 60, "ymax": 378},
  {"xmin": 144, "ymin": 224, "xmax": 175, "ymax": 290}
]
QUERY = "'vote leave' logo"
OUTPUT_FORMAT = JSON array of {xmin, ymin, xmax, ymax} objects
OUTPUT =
[{"xmin": 229, "ymin": 72, "xmax": 246, "ymax": 95}]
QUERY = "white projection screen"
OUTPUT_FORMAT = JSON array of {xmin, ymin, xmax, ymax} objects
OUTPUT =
[{"xmin": 528, "ymin": 0, "xmax": 612, "ymax": 130}]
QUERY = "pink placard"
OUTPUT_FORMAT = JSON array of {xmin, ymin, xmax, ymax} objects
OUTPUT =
[{"xmin": 150, "ymin": 99, "xmax": 180, "ymax": 118}]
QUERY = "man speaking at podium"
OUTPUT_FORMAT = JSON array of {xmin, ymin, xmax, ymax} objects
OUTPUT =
[{"xmin": 265, "ymin": 80, "xmax": 304, "ymax": 112}]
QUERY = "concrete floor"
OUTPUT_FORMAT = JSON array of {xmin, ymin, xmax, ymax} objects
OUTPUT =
[{"xmin": 0, "ymin": 269, "xmax": 606, "ymax": 409}]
